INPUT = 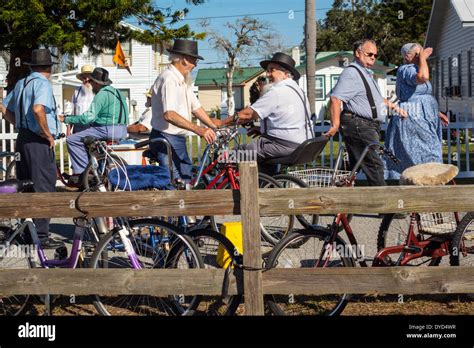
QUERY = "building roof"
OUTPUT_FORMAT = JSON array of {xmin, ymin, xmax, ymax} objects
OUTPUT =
[
  {"xmin": 425, "ymin": 0, "xmax": 474, "ymax": 49},
  {"xmin": 195, "ymin": 67, "xmax": 263, "ymax": 86}
]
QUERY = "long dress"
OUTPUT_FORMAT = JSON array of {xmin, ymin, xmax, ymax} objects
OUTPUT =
[{"xmin": 384, "ymin": 64, "xmax": 443, "ymax": 180}]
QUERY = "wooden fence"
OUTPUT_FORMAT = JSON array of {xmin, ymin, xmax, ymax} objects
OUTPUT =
[{"xmin": 0, "ymin": 162, "xmax": 474, "ymax": 315}]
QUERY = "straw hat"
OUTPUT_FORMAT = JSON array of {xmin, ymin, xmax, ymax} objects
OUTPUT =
[{"xmin": 76, "ymin": 64, "xmax": 94, "ymax": 81}]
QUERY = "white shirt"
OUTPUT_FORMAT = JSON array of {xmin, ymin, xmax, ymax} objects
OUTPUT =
[
  {"xmin": 137, "ymin": 108, "xmax": 152, "ymax": 130},
  {"xmin": 72, "ymin": 84, "xmax": 94, "ymax": 115},
  {"xmin": 250, "ymin": 79, "xmax": 313, "ymax": 144},
  {"xmin": 151, "ymin": 64, "xmax": 201, "ymax": 136}
]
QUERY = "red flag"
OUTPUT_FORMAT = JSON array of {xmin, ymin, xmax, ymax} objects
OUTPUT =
[{"xmin": 113, "ymin": 40, "xmax": 132, "ymax": 75}]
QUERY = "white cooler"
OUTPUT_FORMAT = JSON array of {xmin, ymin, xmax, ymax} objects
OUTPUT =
[{"xmin": 109, "ymin": 140, "xmax": 145, "ymax": 165}]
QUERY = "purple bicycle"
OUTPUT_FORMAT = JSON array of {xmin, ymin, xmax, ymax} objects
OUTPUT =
[{"xmin": 0, "ymin": 179, "xmax": 203, "ymax": 316}]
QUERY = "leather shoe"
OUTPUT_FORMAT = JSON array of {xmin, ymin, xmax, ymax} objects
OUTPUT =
[{"xmin": 40, "ymin": 238, "xmax": 66, "ymax": 249}]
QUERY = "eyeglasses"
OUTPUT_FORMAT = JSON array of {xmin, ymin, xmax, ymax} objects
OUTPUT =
[
  {"xmin": 185, "ymin": 56, "xmax": 199, "ymax": 65},
  {"xmin": 360, "ymin": 50, "xmax": 378, "ymax": 58},
  {"xmin": 266, "ymin": 66, "xmax": 285, "ymax": 73}
]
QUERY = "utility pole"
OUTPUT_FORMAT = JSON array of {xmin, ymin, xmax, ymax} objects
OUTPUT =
[{"xmin": 305, "ymin": 0, "xmax": 316, "ymax": 117}]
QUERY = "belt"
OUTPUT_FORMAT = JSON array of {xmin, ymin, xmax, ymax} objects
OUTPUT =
[{"xmin": 341, "ymin": 111, "xmax": 379, "ymax": 124}]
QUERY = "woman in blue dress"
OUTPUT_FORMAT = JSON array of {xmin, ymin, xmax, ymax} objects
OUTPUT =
[{"xmin": 385, "ymin": 43, "xmax": 449, "ymax": 180}]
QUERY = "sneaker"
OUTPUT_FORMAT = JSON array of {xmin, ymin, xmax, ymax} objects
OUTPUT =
[{"xmin": 40, "ymin": 238, "xmax": 66, "ymax": 249}]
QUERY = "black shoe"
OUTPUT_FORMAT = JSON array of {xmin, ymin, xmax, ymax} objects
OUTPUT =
[{"xmin": 40, "ymin": 238, "xmax": 66, "ymax": 249}]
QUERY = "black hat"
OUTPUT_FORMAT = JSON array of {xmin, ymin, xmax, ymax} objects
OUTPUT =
[
  {"xmin": 167, "ymin": 39, "xmax": 204, "ymax": 60},
  {"xmin": 260, "ymin": 52, "xmax": 300, "ymax": 80},
  {"xmin": 24, "ymin": 49, "xmax": 58, "ymax": 66},
  {"xmin": 89, "ymin": 67, "xmax": 112, "ymax": 85}
]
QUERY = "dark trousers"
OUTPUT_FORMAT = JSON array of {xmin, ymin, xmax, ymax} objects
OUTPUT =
[
  {"xmin": 340, "ymin": 114, "xmax": 386, "ymax": 186},
  {"xmin": 16, "ymin": 129, "xmax": 57, "ymax": 239},
  {"xmin": 149, "ymin": 130, "xmax": 192, "ymax": 182}
]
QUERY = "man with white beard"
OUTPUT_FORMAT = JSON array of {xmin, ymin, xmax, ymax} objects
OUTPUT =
[
  {"xmin": 149, "ymin": 39, "xmax": 221, "ymax": 183},
  {"xmin": 70, "ymin": 65, "xmax": 94, "ymax": 133}
]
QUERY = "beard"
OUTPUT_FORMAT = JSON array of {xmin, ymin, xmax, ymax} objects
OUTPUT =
[
  {"xmin": 83, "ymin": 82, "xmax": 93, "ymax": 92},
  {"xmin": 185, "ymin": 72, "xmax": 194, "ymax": 87}
]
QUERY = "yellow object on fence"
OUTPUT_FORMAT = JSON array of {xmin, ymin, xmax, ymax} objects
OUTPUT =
[{"xmin": 216, "ymin": 222, "xmax": 243, "ymax": 268}]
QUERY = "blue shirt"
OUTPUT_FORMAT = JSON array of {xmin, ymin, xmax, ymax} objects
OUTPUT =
[
  {"xmin": 250, "ymin": 79, "xmax": 313, "ymax": 143},
  {"xmin": 7, "ymin": 72, "xmax": 59, "ymax": 137},
  {"xmin": 331, "ymin": 60, "xmax": 386, "ymax": 121}
]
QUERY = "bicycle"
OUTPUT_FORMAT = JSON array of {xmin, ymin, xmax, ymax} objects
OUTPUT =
[
  {"xmin": 0, "ymin": 151, "xmax": 17, "ymax": 180},
  {"xmin": 264, "ymin": 143, "xmax": 471, "ymax": 315}
]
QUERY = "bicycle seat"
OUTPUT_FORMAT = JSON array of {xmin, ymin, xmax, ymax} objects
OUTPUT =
[
  {"xmin": 141, "ymin": 149, "xmax": 156, "ymax": 160},
  {"xmin": 261, "ymin": 136, "xmax": 329, "ymax": 165},
  {"xmin": 0, "ymin": 179, "xmax": 34, "ymax": 194},
  {"xmin": 400, "ymin": 162, "xmax": 459, "ymax": 186},
  {"xmin": 81, "ymin": 136, "xmax": 119, "ymax": 146},
  {"xmin": 108, "ymin": 165, "xmax": 173, "ymax": 191}
]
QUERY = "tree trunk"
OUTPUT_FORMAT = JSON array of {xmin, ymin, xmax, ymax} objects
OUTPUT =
[
  {"xmin": 226, "ymin": 60, "xmax": 235, "ymax": 117},
  {"xmin": 305, "ymin": 0, "xmax": 316, "ymax": 118},
  {"xmin": 7, "ymin": 48, "xmax": 34, "ymax": 93}
]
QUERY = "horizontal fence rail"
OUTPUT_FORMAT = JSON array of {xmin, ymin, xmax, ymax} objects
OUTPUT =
[
  {"xmin": 1, "ymin": 267, "xmax": 473, "ymax": 296},
  {"xmin": 1, "ymin": 185, "xmax": 474, "ymax": 218}
]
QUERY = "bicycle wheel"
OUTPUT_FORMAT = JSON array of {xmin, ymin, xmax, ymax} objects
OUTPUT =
[
  {"xmin": 377, "ymin": 214, "xmax": 442, "ymax": 266},
  {"xmin": 265, "ymin": 227, "xmax": 353, "ymax": 316},
  {"xmin": 82, "ymin": 153, "xmax": 127, "ymax": 191},
  {"xmin": 6, "ymin": 161, "xmax": 16, "ymax": 180},
  {"xmin": 186, "ymin": 228, "xmax": 242, "ymax": 315},
  {"xmin": 90, "ymin": 219, "xmax": 204, "ymax": 316},
  {"xmin": 0, "ymin": 231, "xmax": 35, "ymax": 315},
  {"xmin": 450, "ymin": 212, "xmax": 474, "ymax": 266}
]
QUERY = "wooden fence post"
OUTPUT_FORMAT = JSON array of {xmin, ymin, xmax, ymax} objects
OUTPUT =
[{"xmin": 239, "ymin": 161, "xmax": 264, "ymax": 315}]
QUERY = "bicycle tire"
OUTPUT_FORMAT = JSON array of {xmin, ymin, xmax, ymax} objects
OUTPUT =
[
  {"xmin": 89, "ymin": 218, "xmax": 204, "ymax": 316},
  {"xmin": 377, "ymin": 213, "xmax": 442, "ymax": 266},
  {"xmin": 450, "ymin": 212, "xmax": 474, "ymax": 266},
  {"xmin": 82, "ymin": 153, "xmax": 127, "ymax": 191},
  {"xmin": 265, "ymin": 227, "xmax": 353, "ymax": 316},
  {"xmin": 186, "ymin": 228, "xmax": 242, "ymax": 315},
  {"xmin": 6, "ymin": 161, "xmax": 16, "ymax": 180},
  {"xmin": 0, "ymin": 232, "xmax": 34, "ymax": 315}
]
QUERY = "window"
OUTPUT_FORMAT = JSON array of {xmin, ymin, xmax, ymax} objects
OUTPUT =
[
  {"xmin": 153, "ymin": 42, "xmax": 168, "ymax": 72},
  {"xmin": 221, "ymin": 87, "xmax": 243, "ymax": 110},
  {"xmin": 330, "ymin": 75, "xmax": 340, "ymax": 92},
  {"xmin": 102, "ymin": 41, "xmax": 132, "ymax": 67},
  {"xmin": 315, "ymin": 75, "xmax": 326, "ymax": 100},
  {"xmin": 468, "ymin": 50, "xmax": 472, "ymax": 98},
  {"xmin": 441, "ymin": 59, "xmax": 445, "ymax": 96},
  {"xmin": 458, "ymin": 53, "xmax": 462, "ymax": 96},
  {"xmin": 448, "ymin": 56, "xmax": 453, "ymax": 88}
]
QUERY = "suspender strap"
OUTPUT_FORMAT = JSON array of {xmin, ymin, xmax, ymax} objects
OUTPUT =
[
  {"xmin": 346, "ymin": 65, "xmax": 377, "ymax": 119},
  {"xmin": 104, "ymin": 89, "xmax": 126, "ymax": 124},
  {"xmin": 287, "ymin": 85, "xmax": 315, "ymax": 139},
  {"xmin": 19, "ymin": 77, "xmax": 39, "ymax": 129}
]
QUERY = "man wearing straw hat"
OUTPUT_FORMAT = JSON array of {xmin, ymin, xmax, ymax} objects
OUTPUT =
[
  {"xmin": 59, "ymin": 67, "xmax": 128, "ymax": 176},
  {"xmin": 70, "ymin": 64, "xmax": 95, "ymax": 133},
  {"xmin": 4, "ymin": 48, "xmax": 64, "ymax": 248}
]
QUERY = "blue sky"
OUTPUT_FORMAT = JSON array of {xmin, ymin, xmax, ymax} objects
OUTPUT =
[{"xmin": 147, "ymin": 0, "xmax": 334, "ymax": 70}]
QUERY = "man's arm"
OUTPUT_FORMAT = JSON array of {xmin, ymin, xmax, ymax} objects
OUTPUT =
[
  {"xmin": 4, "ymin": 109, "xmax": 15, "ymax": 125},
  {"xmin": 324, "ymin": 96, "xmax": 342, "ymax": 137},
  {"xmin": 384, "ymin": 99, "xmax": 408, "ymax": 118},
  {"xmin": 32, "ymin": 104, "xmax": 55, "ymax": 148},
  {"xmin": 220, "ymin": 106, "xmax": 259, "ymax": 127},
  {"xmin": 163, "ymin": 110, "xmax": 216, "ymax": 144},
  {"xmin": 127, "ymin": 123, "xmax": 149, "ymax": 134},
  {"xmin": 192, "ymin": 107, "xmax": 220, "ymax": 129}
]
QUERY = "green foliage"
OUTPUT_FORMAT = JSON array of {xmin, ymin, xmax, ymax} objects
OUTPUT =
[
  {"xmin": 315, "ymin": 0, "xmax": 433, "ymax": 66},
  {"xmin": 0, "ymin": 0, "xmax": 205, "ymax": 89}
]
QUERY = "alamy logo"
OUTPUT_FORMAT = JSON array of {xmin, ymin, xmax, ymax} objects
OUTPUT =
[{"xmin": 18, "ymin": 322, "xmax": 56, "ymax": 341}]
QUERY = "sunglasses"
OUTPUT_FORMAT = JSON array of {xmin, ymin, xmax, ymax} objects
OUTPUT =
[
  {"xmin": 266, "ymin": 66, "xmax": 285, "ymax": 73},
  {"xmin": 360, "ymin": 50, "xmax": 378, "ymax": 58}
]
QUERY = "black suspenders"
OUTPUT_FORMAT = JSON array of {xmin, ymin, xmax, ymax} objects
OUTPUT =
[
  {"xmin": 104, "ymin": 89, "xmax": 126, "ymax": 124},
  {"xmin": 18, "ymin": 77, "xmax": 38, "ymax": 129}
]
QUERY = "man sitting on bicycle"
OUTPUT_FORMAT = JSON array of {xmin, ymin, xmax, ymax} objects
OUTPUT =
[
  {"xmin": 59, "ymin": 68, "xmax": 128, "ymax": 177},
  {"xmin": 221, "ymin": 52, "xmax": 314, "ymax": 175},
  {"xmin": 149, "ymin": 39, "xmax": 221, "ymax": 183}
]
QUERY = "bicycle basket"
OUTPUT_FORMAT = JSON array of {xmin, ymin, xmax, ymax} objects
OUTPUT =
[
  {"xmin": 288, "ymin": 167, "xmax": 352, "ymax": 188},
  {"xmin": 418, "ymin": 212, "xmax": 457, "ymax": 235}
]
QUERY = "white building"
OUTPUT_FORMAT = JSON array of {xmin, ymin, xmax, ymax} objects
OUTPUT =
[
  {"xmin": 52, "ymin": 22, "xmax": 169, "ymax": 123},
  {"xmin": 425, "ymin": 0, "xmax": 474, "ymax": 121}
]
